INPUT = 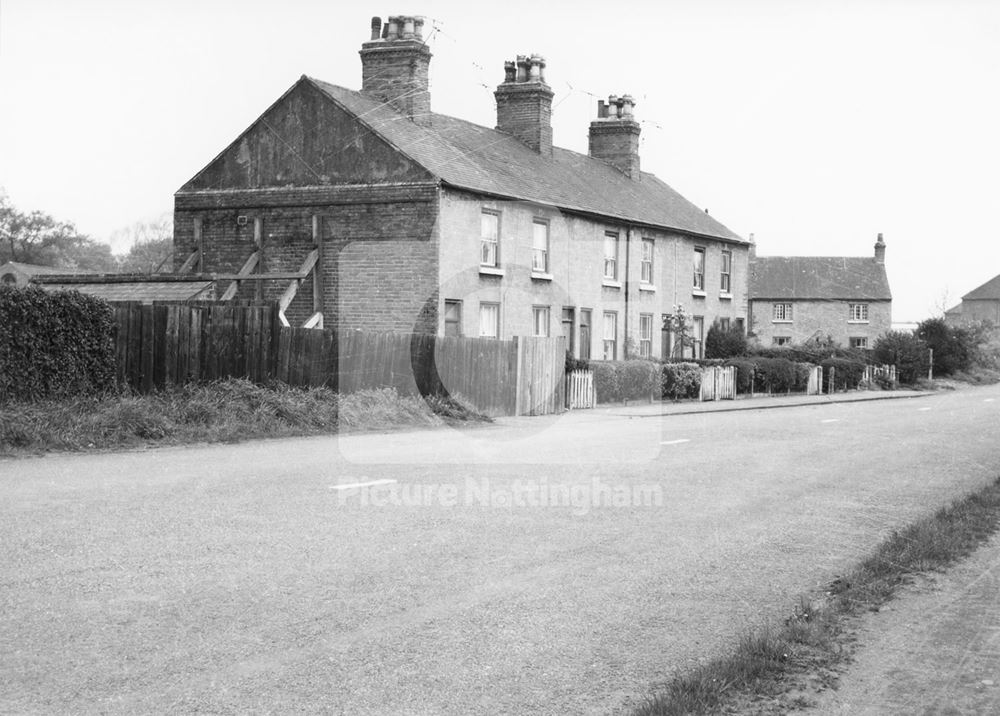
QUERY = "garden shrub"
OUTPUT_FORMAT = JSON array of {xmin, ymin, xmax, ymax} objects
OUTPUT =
[
  {"xmin": 917, "ymin": 317, "xmax": 978, "ymax": 377},
  {"xmin": 752, "ymin": 357, "xmax": 798, "ymax": 394},
  {"xmin": 724, "ymin": 358, "xmax": 756, "ymax": 394},
  {"xmin": 661, "ymin": 362, "xmax": 701, "ymax": 401},
  {"xmin": 591, "ymin": 360, "xmax": 659, "ymax": 402},
  {"xmin": 820, "ymin": 356, "xmax": 867, "ymax": 391},
  {"xmin": 872, "ymin": 331, "xmax": 930, "ymax": 385},
  {"xmin": 591, "ymin": 361, "xmax": 622, "ymax": 403},
  {"xmin": 0, "ymin": 286, "xmax": 116, "ymax": 403},
  {"xmin": 704, "ymin": 321, "xmax": 748, "ymax": 359}
]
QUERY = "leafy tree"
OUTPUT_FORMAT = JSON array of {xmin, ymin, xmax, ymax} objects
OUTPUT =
[
  {"xmin": 663, "ymin": 304, "xmax": 696, "ymax": 359},
  {"xmin": 917, "ymin": 317, "xmax": 977, "ymax": 377},
  {"xmin": 0, "ymin": 190, "xmax": 116, "ymax": 271},
  {"xmin": 705, "ymin": 319, "xmax": 748, "ymax": 359},
  {"xmin": 872, "ymin": 331, "xmax": 930, "ymax": 384},
  {"xmin": 112, "ymin": 215, "xmax": 174, "ymax": 273}
]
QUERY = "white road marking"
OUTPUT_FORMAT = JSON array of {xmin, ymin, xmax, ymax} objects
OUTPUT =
[
  {"xmin": 329, "ymin": 479, "xmax": 397, "ymax": 491},
  {"xmin": 660, "ymin": 439, "xmax": 691, "ymax": 445},
  {"xmin": 918, "ymin": 407, "xmax": 932, "ymax": 412},
  {"xmin": 821, "ymin": 419, "xmax": 840, "ymax": 424},
  {"xmin": 985, "ymin": 398, "xmax": 996, "ymax": 403}
]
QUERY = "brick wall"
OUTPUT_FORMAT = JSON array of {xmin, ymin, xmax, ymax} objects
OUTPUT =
[
  {"xmin": 494, "ymin": 83, "xmax": 554, "ymax": 155},
  {"xmin": 750, "ymin": 299, "xmax": 892, "ymax": 347}
]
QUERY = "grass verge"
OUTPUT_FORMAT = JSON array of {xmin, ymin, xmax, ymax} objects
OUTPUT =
[
  {"xmin": 636, "ymin": 475, "xmax": 1000, "ymax": 715},
  {"xmin": 0, "ymin": 379, "xmax": 491, "ymax": 456}
]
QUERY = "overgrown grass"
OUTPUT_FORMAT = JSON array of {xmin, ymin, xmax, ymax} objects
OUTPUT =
[
  {"xmin": 0, "ymin": 379, "xmax": 490, "ymax": 455},
  {"xmin": 637, "ymin": 475, "xmax": 1000, "ymax": 715}
]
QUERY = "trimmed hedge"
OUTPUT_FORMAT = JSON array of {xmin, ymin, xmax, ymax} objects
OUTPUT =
[
  {"xmin": 0, "ymin": 286, "xmax": 116, "ymax": 403},
  {"xmin": 591, "ymin": 360, "xmax": 660, "ymax": 403},
  {"xmin": 820, "ymin": 356, "xmax": 867, "ymax": 391},
  {"xmin": 662, "ymin": 362, "xmax": 702, "ymax": 401}
]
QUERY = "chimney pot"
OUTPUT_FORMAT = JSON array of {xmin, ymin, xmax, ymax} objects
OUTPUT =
[
  {"xmin": 401, "ymin": 17, "xmax": 415, "ymax": 39},
  {"xmin": 370, "ymin": 17, "xmax": 382, "ymax": 41},
  {"xmin": 874, "ymin": 233, "xmax": 886, "ymax": 264},
  {"xmin": 414, "ymin": 17, "xmax": 424, "ymax": 40},
  {"xmin": 386, "ymin": 17, "xmax": 399, "ymax": 40}
]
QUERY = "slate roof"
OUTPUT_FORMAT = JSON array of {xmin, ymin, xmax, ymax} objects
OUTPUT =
[
  {"xmin": 308, "ymin": 78, "xmax": 744, "ymax": 243},
  {"xmin": 749, "ymin": 256, "xmax": 891, "ymax": 300},
  {"xmin": 962, "ymin": 274, "xmax": 1000, "ymax": 301}
]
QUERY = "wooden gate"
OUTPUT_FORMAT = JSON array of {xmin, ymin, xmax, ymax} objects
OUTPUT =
[
  {"xmin": 699, "ymin": 366, "xmax": 736, "ymax": 401},
  {"xmin": 565, "ymin": 370, "xmax": 595, "ymax": 409}
]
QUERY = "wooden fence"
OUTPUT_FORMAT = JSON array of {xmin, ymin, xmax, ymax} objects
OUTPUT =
[
  {"xmin": 566, "ymin": 370, "xmax": 595, "ymax": 409},
  {"xmin": 699, "ymin": 366, "xmax": 736, "ymax": 401},
  {"xmin": 111, "ymin": 302, "xmax": 564, "ymax": 417}
]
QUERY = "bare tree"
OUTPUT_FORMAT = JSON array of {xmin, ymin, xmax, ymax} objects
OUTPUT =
[{"xmin": 112, "ymin": 214, "xmax": 174, "ymax": 273}]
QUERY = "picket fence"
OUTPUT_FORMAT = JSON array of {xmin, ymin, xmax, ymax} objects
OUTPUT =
[
  {"xmin": 699, "ymin": 366, "xmax": 736, "ymax": 401},
  {"xmin": 565, "ymin": 370, "xmax": 595, "ymax": 409},
  {"xmin": 111, "ymin": 302, "xmax": 564, "ymax": 417}
]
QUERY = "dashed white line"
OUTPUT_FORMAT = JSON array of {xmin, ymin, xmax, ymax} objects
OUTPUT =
[
  {"xmin": 329, "ymin": 479, "xmax": 397, "ymax": 491},
  {"xmin": 821, "ymin": 419, "xmax": 840, "ymax": 424},
  {"xmin": 917, "ymin": 407, "xmax": 932, "ymax": 412},
  {"xmin": 985, "ymin": 398, "xmax": 996, "ymax": 403},
  {"xmin": 660, "ymin": 439, "xmax": 691, "ymax": 446}
]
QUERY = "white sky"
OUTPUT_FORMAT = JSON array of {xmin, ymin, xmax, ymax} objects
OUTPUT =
[{"xmin": 1, "ymin": 0, "xmax": 998, "ymax": 322}]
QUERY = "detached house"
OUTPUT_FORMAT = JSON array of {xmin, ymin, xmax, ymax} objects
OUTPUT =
[
  {"xmin": 944, "ymin": 274, "xmax": 1000, "ymax": 327},
  {"xmin": 173, "ymin": 15, "xmax": 749, "ymax": 360},
  {"xmin": 748, "ymin": 235, "xmax": 892, "ymax": 348}
]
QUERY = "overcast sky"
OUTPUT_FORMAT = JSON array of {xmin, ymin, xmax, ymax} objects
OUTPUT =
[{"xmin": 2, "ymin": 0, "xmax": 998, "ymax": 322}]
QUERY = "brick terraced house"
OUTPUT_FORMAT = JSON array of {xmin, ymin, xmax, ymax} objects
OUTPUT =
[
  {"xmin": 174, "ymin": 14, "xmax": 750, "ymax": 360},
  {"xmin": 748, "ymin": 235, "xmax": 892, "ymax": 348}
]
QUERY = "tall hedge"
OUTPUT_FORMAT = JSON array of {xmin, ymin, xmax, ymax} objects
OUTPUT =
[
  {"xmin": 0, "ymin": 286, "xmax": 117, "ymax": 403},
  {"xmin": 591, "ymin": 360, "xmax": 660, "ymax": 402}
]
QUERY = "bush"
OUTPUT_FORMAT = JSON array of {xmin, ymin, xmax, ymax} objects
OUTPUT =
[
  {"xmin": 752, "ymin": 357, "xmax": 798, "ymax": 394},
  {"xmin": 917, "ymin": 317, "xmax": 978, "ymax": 377},
  {"xmin": 662, "ymin": 362, "xmax": 701, "ymax": 401},
  {"xmin": 872, "ymin": 331, "xmax": 930, "ymax": 385},
  {"xmin": 704, "ymin": 321, "xmax": 748, "ymax": 359},
  {"xmin": 820, "ymin": 356, "xmax": 867, "ymax": 391},
  {"xmin": 565, "ymin": 351, "xmax": 589, "ymax": 374},
  {"xmin": 0, "ymin": 286, "xmax": 117, "ymax": 403},
  {"xmin": 591, "ymin": 360, "xmax": 659, "ymax": 402}
]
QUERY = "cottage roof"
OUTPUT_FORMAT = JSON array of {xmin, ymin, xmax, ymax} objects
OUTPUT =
[
  {"xmin": 308, "ymin": 79, "xmax": 744, "ymax": 243},
  {"xmin": 962, "ymin": 273, "xmax": 1000, "ymax": 301},
  {"xmin": 749, "ymin": 256, "xmax": 891, "ymax": 300}
]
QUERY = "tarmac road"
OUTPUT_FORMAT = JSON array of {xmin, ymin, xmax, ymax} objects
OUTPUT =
[{"xmin": 2, "ymin": 385, "xmax": 999, "ymax": 714}]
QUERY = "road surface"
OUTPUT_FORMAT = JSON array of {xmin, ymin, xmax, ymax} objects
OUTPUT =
[{"xmin": 2, "ymin": 386, "xmax": 999, "ymax": 714}]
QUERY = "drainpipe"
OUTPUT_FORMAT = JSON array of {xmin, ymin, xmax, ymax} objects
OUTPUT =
[{"xmin": 624, "ymin": 225, "xmax": 632, "ymax": 358}]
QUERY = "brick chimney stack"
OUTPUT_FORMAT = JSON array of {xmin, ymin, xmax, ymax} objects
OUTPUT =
[
  {"xmin": 589, "ymin": 94, "xmax": 641, "ymax": 179},
  {"xmin": 359, "ymin": 16, "xmax": 432, "ymax": 126},
  {"xmin": 494, "ymin": 54, "xmax": 554, "ymax": 156},
  {"xmin": 874, "ymin": 232, "xmax": 886, "ymax": 264}
]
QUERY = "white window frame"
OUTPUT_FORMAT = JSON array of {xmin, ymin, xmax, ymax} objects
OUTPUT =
[
  {"xmin": 480, "ymin": 210, "xmax": 500, "ymax": 268},
  {"xmin": 531, "ymin": 219, "xmax": 549, "ymax": 273},
  {"xmin": 479, "ymin": 302, "xmax": 500, "ymax": 338},
  {"xmin": 850, "ymin": 336, "xmax": 869, "ymax": 349},
  {"xmin": 720, "ymin": 249, "xmax": 732, "ymax": 293},
  {"xmin": 639, "ymin": 313, "xmax": 653, "ymax": 358},
  {"xmin": 602, "ymin": 311, "xmax": 617, "ymax": 360},
  {"xmin": 603, "ymin": 233, "xmax": 618, "ymax": 280},
  {"xmin": 640, "ymin": 238, "xmax": 654, "ymax": 284},
  {"xmin": 444, "ymin": 299, "xmax": 462, "ymax": 337},
  {"xmin": 849, "ymin": 303, "xmax": 870, "ymax": 323},
  {"xmin": 773, "ymin": 303, "xmax": 793, "ymax": 322},
  {"xmin": 532, "ymin": 305, "xmax": 550, "ymax": 337},
  {"xmin": 773, "ymin": 336, "xmax": 791, "ymax": 346},
  {"xmin": 693, "ymin": 247, "xmax": 706, "ymax": 292}
]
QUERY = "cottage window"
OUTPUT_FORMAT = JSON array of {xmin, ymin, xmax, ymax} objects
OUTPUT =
[
  {"xmin": 850, "ymin": 336, "xmax": 869, "ymax": 349},
  {"xmin": 444, "ymin": 299, "xmax": 462, "ymax": 337},
  {"xmin": 693, "ymin": 315, "xmax": 705, "ymax": 359},
  {"xmin": 693, "ymin": 247, "xmax": 706, "ymax": 291},
  {"xmin": 719, "ymin": 317, "xmax": 731, "ymax": 332},
  {"xmin": 479, "ymin": 302, "xmax": 499, "ymax": 338},
  {"xmin": 639, "ymin": 313, "xmax": 653, "ymax": 358},
  {"xmin": 603, "ymin": 233, "xmax": 618, "ymax": 280},
  {"xmin": 602, "ymin": 311, "xmax": 617, "ymax": 360},
  {"xmin": 480, "ymin": 211, "xmax": 500, "ymax": 267},
  {"xmin": 773, "ymin": 303, "xmax": 793, "ymax": 322},
  {"xmin": 773, "ymin": 336, "xmax": 791, "ymax": 346},
  {"xmin": 720, "ymin": 249, "xmax": 732, "ymax": 293},
  {"xmin": 849, "ymin": 303, "xmax": 869, "ymax": 322},
  {"xmin": 641, "ymin": 239, "xmax": 654, "ymax": 284},
  {"xmin": 532, "ymin": 305, "xmax": 550, "ymax": 337},
  {"xmin": 532, "ymin": 220, "xmax": 549, "ymax": 273}
]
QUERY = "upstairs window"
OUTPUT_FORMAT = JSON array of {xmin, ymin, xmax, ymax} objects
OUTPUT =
[
  {"xmin": 720, "ymin": 249, "xmax": 732, "ymax": 293},
  {"xmin": 531, "ymin": 219, "xmax": 549, "ymax": 273},
  {"xmin": 603, "ymin": 233, "xmax": 618, "ymax": 280},
  {"xmin": 480, "ymin": 210, "xmax": 499, "ymax": 267},
  {"xmin": 849, "ymin": 303, "xmax": 869, "ymax": 322},
  {"xmin": 773, "ymin": 303, "xmax": 793, "ymax": 322},
  {"xmin": 693, "ymin": 247, "xmax": 706, "ymax": 291},
  {"xmin": 641, "ymin": 239, "xmax": 654, "ymax": 283}
]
